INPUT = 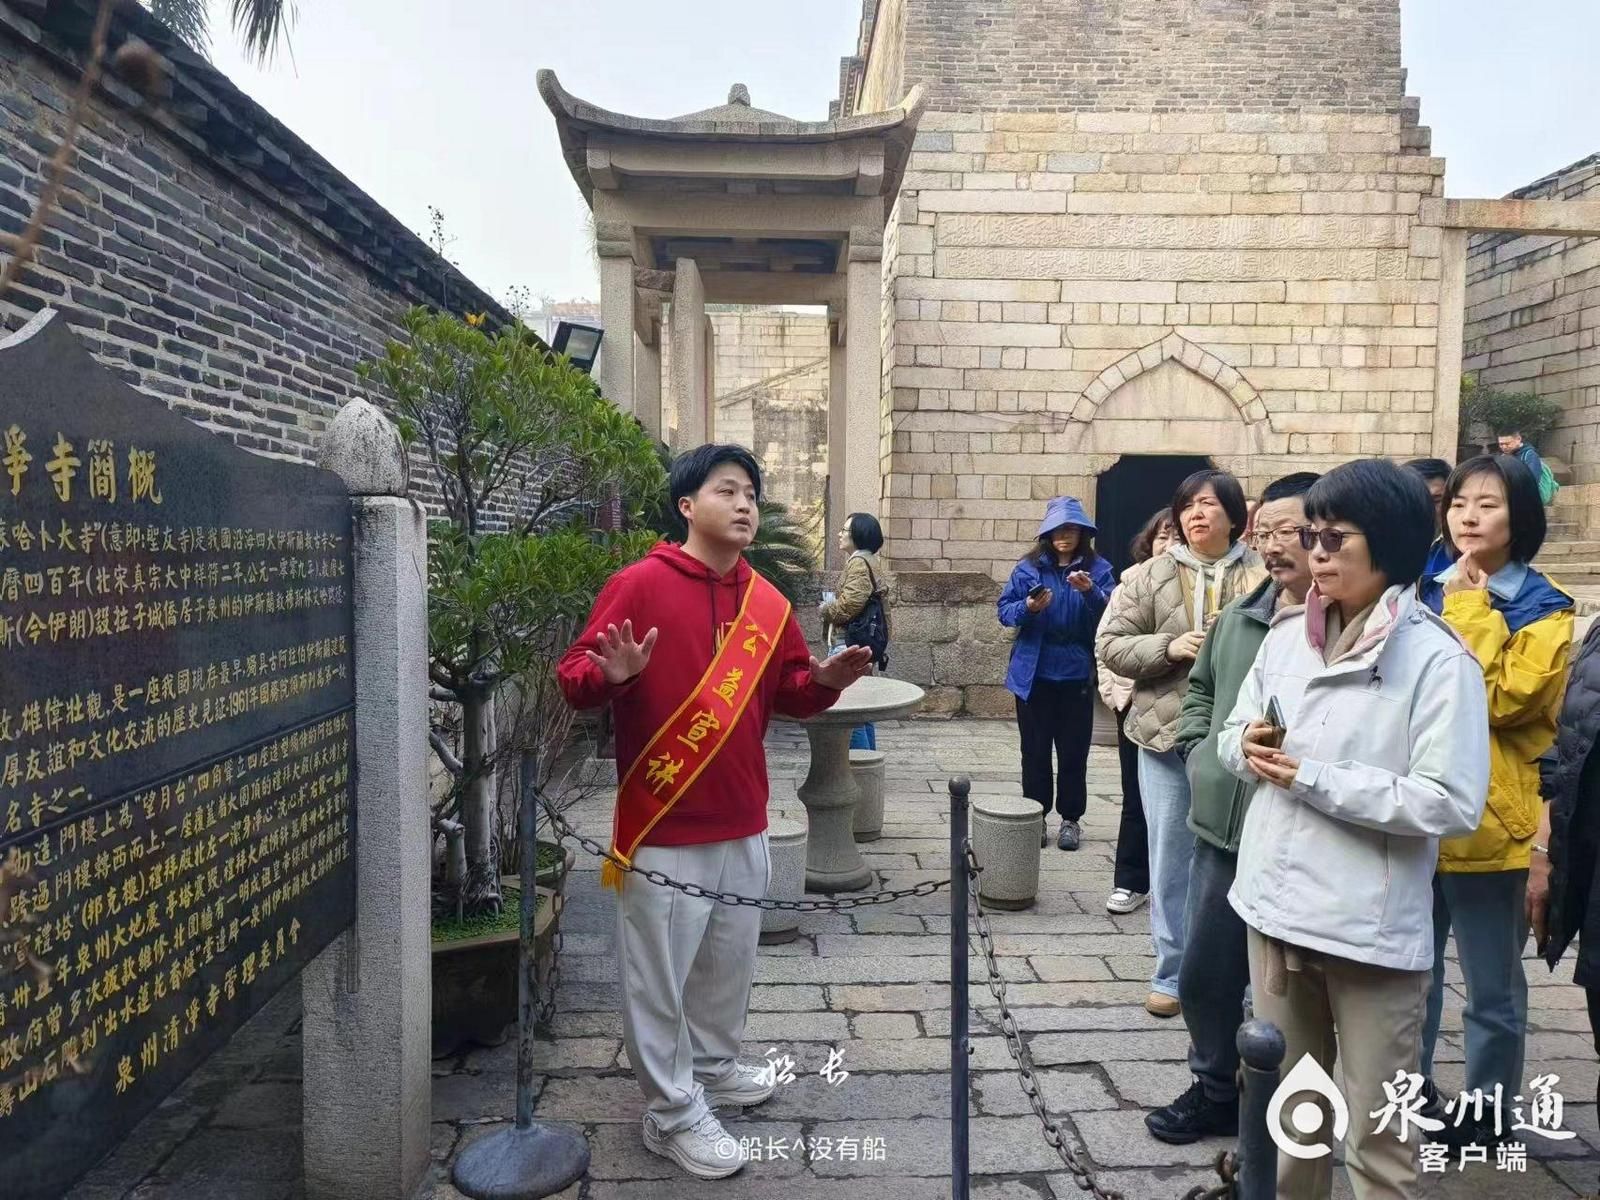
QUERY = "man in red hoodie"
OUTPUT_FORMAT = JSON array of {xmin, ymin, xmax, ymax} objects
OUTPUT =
[{"xmin": 559, "ymin": 444, "xmax": 871, "ymax": 1180}]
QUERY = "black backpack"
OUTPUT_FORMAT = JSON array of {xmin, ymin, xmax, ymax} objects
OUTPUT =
[{"xmin": 841, "ymin": 559, "xmax": 890, "ymax": 671}]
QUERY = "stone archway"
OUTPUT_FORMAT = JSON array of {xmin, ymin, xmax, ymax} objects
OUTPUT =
[{"xmin": 1064, "ymin": 332, "xmax": 1266, "ymax": 463}]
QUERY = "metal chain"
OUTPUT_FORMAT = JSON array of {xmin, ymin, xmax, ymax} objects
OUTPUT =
[
  {"xmin": 539, "ymin": 796, "xmax": 950, "ymax": 911},
  {"xmin": 963, "ymin": 841, "xmax": 1236, "ymax": 1200},
  {"xmin": 1180, "ymin": 1153, "xmax": 1237, "ymax": 1200},
  {"xmin": 962, "ymin": 841, "xmax": 1128, "ymax": 1200}
]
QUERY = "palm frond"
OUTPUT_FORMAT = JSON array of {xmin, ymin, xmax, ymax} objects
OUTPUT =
[
  {"xmin": 145, "ymin": 0, "xmax": 210, "ymax": 54},
  {"xmin": 230, "ymin": 0, "xmax": 293, "ymax": 63}
]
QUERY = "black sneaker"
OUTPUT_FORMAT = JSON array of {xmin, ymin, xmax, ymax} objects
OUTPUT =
[
  {"xmin": 1145, "ymin": 1080, "xmax": 1239, "ymax": 1145},
  {"xmin": 1056, "ymin": 819, "xmax": 1081, "ymax": 851}
]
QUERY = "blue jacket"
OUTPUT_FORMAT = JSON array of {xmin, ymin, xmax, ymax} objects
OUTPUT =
[
  {"xmin": 999, "ymin": 554, "xmax": 1115, "ymax": 699},
  {"xmin": 1513, "ymin": 442, "xmax": 1545, "ymax": 486}
]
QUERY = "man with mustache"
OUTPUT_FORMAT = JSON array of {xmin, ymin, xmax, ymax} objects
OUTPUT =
[{"xmin": 1146, "ymin": 472, "xmax": 1321, "ymax": 1144}]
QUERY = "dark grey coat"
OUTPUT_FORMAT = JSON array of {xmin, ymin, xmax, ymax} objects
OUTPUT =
[{"xmin": 1542, "ymin": 619, "xmax": 1600, "ymax": 986}]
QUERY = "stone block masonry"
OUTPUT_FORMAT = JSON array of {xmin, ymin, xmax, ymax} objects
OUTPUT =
[
  {"xmin": 0, "ymin": 2, "xmax": 510, "ymax": 518},
  {"xmin": 877, "ymin": 107, "xmax": 1448, "ymax": 581},
  {"xmin": 1464, "ymin": 153, "xmax": 1600, "ymax": 539}
]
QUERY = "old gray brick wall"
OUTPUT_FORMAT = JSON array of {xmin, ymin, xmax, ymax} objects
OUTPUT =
[{"xmin": 0, "ymin": 12, "xmax": 510, "ymax": 515}]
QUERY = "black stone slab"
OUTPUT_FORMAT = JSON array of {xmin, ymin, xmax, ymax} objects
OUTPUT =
[{"xmin": 0, "ymin": 311, "xmax": 356, "ymax": 1199}]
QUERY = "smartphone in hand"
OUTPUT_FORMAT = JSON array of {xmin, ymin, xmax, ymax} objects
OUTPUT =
[
  {"xmin": 1027, "ymin": 583, "xmax": 1048, "ymax": 601},
  {"xmin": 1260, "ymin": 696, "xmax": 1287, "ymax": 750}
]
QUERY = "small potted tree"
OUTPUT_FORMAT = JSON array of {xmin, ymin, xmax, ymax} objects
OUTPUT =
[{"xmin": 360, "ymin": 308, "xmax": 662, "ymax": 1053}]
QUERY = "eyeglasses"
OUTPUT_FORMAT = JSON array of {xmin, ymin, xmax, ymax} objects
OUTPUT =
[
  {"xmin": 1297, "ymin": 526, "xmax": 1366, "ymax": 553},
  {"xmin": 1250, "ymin": 524, "xmax": 1302, "ymax": 548}
]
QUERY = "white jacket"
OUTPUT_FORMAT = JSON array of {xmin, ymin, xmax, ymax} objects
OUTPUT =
[
  {"xmin": 1094, "ymin": 586, "xmax": 1134, "ymax": 713},
  {"xmin": 1222, "ymin": 585, "xmax": 1489, "ymax": 972}
]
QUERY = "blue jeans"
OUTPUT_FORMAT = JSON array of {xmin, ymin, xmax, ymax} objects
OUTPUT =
[
  {"xmin": 831, "ymin": 645, "xmax": 875, "ymax": 750},
  {"xmin": 1421, "ymin": 869, "xmax": 1530, "ymax": 1098},
  {"xmin": 1137, "ymin": 747, "xmax": 1193, "ymax": 999}
]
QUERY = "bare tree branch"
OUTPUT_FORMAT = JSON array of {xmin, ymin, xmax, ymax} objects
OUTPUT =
[{"xmin": 429, "ymin": 730, "xmax": 464, "ymax": 778}]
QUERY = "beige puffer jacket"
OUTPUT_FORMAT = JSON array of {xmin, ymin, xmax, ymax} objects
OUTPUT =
[
  {"xmin": 1095, "ymin": 544, "xmax": 1265, "ymax": 752},
  {"xmin": 1095, "ymin": 589, "xmax": 1135, "ymax": 713}
]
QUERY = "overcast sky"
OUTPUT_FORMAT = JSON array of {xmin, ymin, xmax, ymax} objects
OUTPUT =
[{"xmin": 209, "ymin": 0, "xmax": 1599, "ymax": 308}]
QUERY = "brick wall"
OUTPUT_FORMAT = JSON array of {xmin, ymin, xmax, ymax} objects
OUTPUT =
[
  {"xmin": 849, "ymin": 0, "xmax": 1402, "ymax": 116},
  {"xmin": 0, "ymin": 5, "xmax": 509, "ymax": 515},
  {"xmin": 1464, "ymin": 153, "xmax": 1600, "ymax": 535}
]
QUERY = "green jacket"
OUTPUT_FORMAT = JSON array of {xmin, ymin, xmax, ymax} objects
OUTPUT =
[{"xmin": 1178, "ymin": 577, "xmax": 1282, "ymax": 853}]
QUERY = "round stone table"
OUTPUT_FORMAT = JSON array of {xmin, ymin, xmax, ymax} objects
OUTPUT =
[{"xmin": 779, "ymin": 676, "xmax": 924, "ymax": 891}]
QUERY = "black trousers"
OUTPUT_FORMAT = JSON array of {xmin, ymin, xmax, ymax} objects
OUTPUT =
[
  {"xmin": 1588, "ymin": 987, "xmax": 1600, "ymax": 1110},
  {"xmin": 1015, "ymin": 677, "xmax": 1094, "ymax": 822},
  {"xmin": 1179, "ymin": 839, "xmax": 1250, "ymax": 1101},
  {"xmin": 1113, "ymin": 709, "xmax": 1150, "ymax": 893}
]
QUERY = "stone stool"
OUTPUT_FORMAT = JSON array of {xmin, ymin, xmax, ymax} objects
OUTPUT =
[
  {"xmin": 850, "ymin": 749, "xmax": 886, "ymax": 842},
  {"xmin": 760, "ymin": 818, "xmax": 808, "ymax": 944},
  {"xmin": 971, "ymin": 796, "xmax": 1042, "ymax": 911}
]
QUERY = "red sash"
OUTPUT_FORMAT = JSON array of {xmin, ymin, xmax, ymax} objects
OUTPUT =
[{"xmin": 601, "ymin": 571, "xmax": 791, "ymax": 891}]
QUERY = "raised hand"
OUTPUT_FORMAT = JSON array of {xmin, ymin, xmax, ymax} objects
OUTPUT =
[
  {"xmin": 585, "ymin": 620, "xmax": 659, "ymax": 685},
  {"xmin": 1444, "ymin": 553, "xmax": 1488, "ymax": 596},
  {"xmin": 811, "ymin": 644, "xmax": 873, "ymax": 691},
  {"xmin": 1066, "ymin": 571, "xmax": 1093, "ymax": 593},
  {"xmin": 1025, "ymin": 588, "xmax": 1053, "ymax": 614}
]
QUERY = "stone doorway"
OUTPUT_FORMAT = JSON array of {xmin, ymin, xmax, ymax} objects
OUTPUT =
[{"xmin": 1094, "ymin": 454, "xmax": 1213, "ymax": 578}]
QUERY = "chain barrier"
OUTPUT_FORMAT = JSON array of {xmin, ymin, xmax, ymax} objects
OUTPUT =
[
  {"xmin": 538, "ymin": 796, "xmax": 950, "ymax": 911},
  {"xmin": 963, "ymin": 842, "xmax": 1238, "ymax": 1200}
]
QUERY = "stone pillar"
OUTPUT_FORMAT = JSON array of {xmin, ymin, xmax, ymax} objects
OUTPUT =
[
  {"xmin": 1433, "ymin": 227, "xmax": 1468, "ymax": 461},
  {"xmin": 827, "ymin": 325, "xmax": 847, "ymax": 570},
  {"xmin": 671, "ymin": 258, "xmax": 708, "ymax": 448},
  {"xmin": 702, "ymin": 313, "xmax": 717, "ymax": 442},
  {"xmin": 844, "ymin": 234, "xmax": 883, "ymax": 521},
  {"xmin": 635, "ymin": 333, "xmax": 662, "ymax": 444},
  {"xmin": 598, "ymin": 246, "xmax": 637, "ymax": 420},
  {"xmin": 304, "ymin": 399, "xmax": 431, "ymax": 1200}
]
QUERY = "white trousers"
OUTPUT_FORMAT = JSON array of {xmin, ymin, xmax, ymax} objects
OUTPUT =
[{"xmin": 616, "ymin": 831, "xmax": 770, "ymax": 1132}]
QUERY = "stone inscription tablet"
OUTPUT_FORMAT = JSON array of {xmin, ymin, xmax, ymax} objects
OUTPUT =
[{"xmin": 0, "ymin": 311, "xmax": 356, "ymax": 1199}]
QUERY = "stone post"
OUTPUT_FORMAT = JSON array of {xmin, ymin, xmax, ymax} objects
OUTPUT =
[
  {"xmin": 844, "ymin": 233, "xmax": 883, "ymax": 520},
  {"xmin": 303, "ymin": 399, "xmax": 431, "ymax": 1200},
  {"xmin": 597, "ymin": 235, "xmax": 637, "ymax": 420},
  {"xmin": 671, "ymin": 258, "xmax": 708, "ymax": 447},
  {"xmin": 1432, "ymin": 227, "xmax": 1468, "ymax": 461},
  {"xmin": 635, "ymin": 333, "xmax": 662, "ymax": 443},
  {"xmin": 827, "ymin": 326, "xmax": 847, "ymax": 570}
]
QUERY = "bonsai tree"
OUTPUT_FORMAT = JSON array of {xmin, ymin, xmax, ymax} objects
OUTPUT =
[
  {"xmin": 362, "ymin": 308, "xmax": 663, "ymax": 916},
  {"xmin": 1460, "ymin": 373, "xmax": 1562, "ymax": 447}
]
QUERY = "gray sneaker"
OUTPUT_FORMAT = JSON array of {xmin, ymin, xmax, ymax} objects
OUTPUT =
[
  {"xmin": 1056, "ymin": 819, "xmax": 1081, "ymax": 851},
  {"xmin": 642, "ymin": 1112, "xmax": 746, "ymax": 1179},
  {"xmin": 701, "ymin": 1061, "xmax": 776, "ymax": 1109}
]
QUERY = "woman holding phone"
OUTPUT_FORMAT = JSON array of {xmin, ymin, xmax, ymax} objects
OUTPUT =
[{"xmin": 999, "ymin": 497, "xmax": 1115, "ymax": 851}]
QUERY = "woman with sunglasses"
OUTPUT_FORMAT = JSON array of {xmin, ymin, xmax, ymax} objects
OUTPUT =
[
  {"xmin": 1097, "ymin": 469, "xmax": 1263, "ymax": 1017},
  {"xmin": 1218, "ymin": 459, "xmax": 1489, "ymax": 1198},
  {"xmin": 1416, "ymin": 455, "xmax": 1574, "ymax": 1135}
]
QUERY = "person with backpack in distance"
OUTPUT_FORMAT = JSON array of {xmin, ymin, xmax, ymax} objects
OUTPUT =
[
  {"xmin": 820, "ymin": 511, "xmax": 891, "ymax": 750},
  {"xmin": 558, "ymin": 444, "xmax": 872, "ymax": 1180},
  {"xmin": 999, "ymin": 497, "xmax": 1115, "ymax": 852},
  {"xmin": 1499, "ymin": 428, "xmax": 1560, "ymax": 506}
]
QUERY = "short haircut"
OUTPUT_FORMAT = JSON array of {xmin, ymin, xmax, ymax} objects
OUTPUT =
[
  {"xmin": 668, "ymin": 444, "xmax": 763, "ymax": 537},
  {"xmin": 670, "ymin": 444, "xmax": 763, "ymax": 508},
  {"xmin": 1442, "ymin": 454, "xmax": 1547, "ymax": 565},
  {"xmin": 1129, "ymin": 507, "xmax": 1174, "ymax": 565},
  {"xmin": 1260, "ymin": 472, "xmax": 1320, "ymax": 506},
  {"xmin": 1170, "ymin": 469, "xmax": 1249, "ymax": 545},
  {"xmin": 1304, "ymin": 458, "xmax": 1435, "ymax": 586},
  {"xmin": 846, "ymin": 511, "xmax": 885, "ymax": 553},
  {"xmin": 1404, "ymin": 457, "xmax": 1453, "ymax": 485}
]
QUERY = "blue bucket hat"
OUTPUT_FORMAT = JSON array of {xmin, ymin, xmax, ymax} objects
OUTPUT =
[{"xmin": 1037, "ymin": 496, "xmax": 1095, "ymax": 538}]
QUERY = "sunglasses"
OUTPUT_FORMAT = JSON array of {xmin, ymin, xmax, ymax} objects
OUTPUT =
[{"xmin": 1297, "ymin": 526, "xmax": 1366, "ymax": 553}]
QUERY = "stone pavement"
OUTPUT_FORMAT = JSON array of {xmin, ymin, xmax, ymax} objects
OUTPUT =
[{"xmin": 69, "ymin": 719, "xmax": 1600, "ymax": 1200}]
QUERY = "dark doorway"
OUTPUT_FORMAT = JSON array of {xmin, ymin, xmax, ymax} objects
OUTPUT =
[{"xmin": 1094, "ymin": 455, "xmax": 1213, "ymax": 580}]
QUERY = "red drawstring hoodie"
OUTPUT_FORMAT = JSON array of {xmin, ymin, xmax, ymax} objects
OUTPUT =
[{"xmin": 557, "ymin": 542, "xmax": 840, "ymax": 847}]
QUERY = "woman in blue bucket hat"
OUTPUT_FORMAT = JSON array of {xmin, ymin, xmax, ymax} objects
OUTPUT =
[{"xmin": 998, "ymin": 496, "xmax": 1116, "ymax": 851}]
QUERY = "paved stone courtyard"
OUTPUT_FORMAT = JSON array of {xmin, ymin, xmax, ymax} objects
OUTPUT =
[{"xmin": 68, "ymin": 719, "xmax": 1600, "ymax": 1200}]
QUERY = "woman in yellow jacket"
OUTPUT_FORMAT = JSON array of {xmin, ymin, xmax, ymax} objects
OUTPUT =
[{"xmin": 1418, "ymin": 454, "xmax": 1575, "ymax": 1127}]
